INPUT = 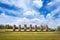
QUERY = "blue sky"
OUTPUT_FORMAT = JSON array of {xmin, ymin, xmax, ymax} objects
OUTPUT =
[{"xmin": 0, "ymin": 0, "xmax": 60, "ymax": 28}]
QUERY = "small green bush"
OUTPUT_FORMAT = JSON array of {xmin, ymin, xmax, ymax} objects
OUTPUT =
[{"xmin": 57, "ymin": 26, "xmax": 60, "ymax": 31}]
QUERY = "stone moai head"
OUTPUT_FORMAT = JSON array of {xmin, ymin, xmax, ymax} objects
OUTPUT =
[
  {"xmin": 40, "ymin": 25, "xmax": 43, "ymax": 31},
  {"xmin": 30, "ymin": 24, "xmax": 32, "ymax": 31},
  {"xmin": 35, "ymin": 25, "xmax": 37, "ymax": 31},
  {"xmin": 18, "ymin": 25, "xmax": 21, "ymax": 31},
  {"xmin": 13, "ymin": 25, "xmax": 16, "ymax": 31},
  {"xmin": 24, "ymin": 24, "xmax": 27, "ymax": 31},
  {"xmin": 46, "ymin": 25, "xmax": 48, "ymax": 31}
]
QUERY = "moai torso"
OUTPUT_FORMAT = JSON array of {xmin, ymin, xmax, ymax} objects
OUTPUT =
[
  {"xmin": 18, "ymin": 25, "xmax": 21, "ymax": 31},
  {"xmin": 30, "ymin": 24, "xmax": 32, "ymax": 31},
  {"xmin": 13, "ymin": 25, "xmax": 16, "ymax": 31},
  {"xmin": 35, "ymin": 25, "xmax": 37, "ymax": 31},
  {"xmin": 40, "ymin": 25, "xmax": 43, "ymax": 31},
  {"xmin": 24, "ymin": 24, "xmax": 27, "ymax": 31},
  {"xmin": 46, "ymin": 25, "xmax": 48, "ymax": 31}
]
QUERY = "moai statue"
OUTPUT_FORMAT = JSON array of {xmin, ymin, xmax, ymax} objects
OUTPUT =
[
  {"xmin": 30, "ymin": 24, "xmax": 32, "ymax": 31},
  {"xmin": 24, "ymin": 24, "xmax": 27, "ymax": 31},
  {"xmin": 18, "ymin": 25, "xmax": 21, "ymax": 31},
  {"xmin": 34, "ymin": 25, "xmax": 37, "ymax": 31},
  {"xmin": 13, "ymin": 25, "xmax": 16, "ymax": 31},
  {"xmin": 46, "ymin": 25, "xmax": 48, "ymax": 31},
  {"xmin": 40, "ymin": 25, "xmax": 43, "ymax": 31}
]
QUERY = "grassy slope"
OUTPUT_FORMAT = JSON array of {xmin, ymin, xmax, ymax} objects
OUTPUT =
[{"xmin": 0, "ymin": 29, "xmax": 60, "ymax": 40}]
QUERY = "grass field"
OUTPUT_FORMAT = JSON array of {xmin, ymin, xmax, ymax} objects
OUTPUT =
[{"xmin": 0, "ymin": 29, "xmax": 60, "ymax": 40}]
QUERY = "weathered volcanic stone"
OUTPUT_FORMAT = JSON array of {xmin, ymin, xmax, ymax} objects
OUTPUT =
[
  {"xmin": 13, "ymin": 25, "xmax": 16, "ymax": 31},
  {"xmin": 30, "ymin": 24, "xmax": 32, "ymax": 31},
  {"xmin": 34, "ymin": 25, "xmax": 37, "ymax": 31},
  {"xmin": 18, "ymin": 25, "xmax": 21, "ymax": 31},
  {"xmin": 40, "ymin": 25, "xmax": 43, "ymax": 31},
  {"xmin": 46, "ymin": 25, "xmax": 48, "ymax": 31},
  {"xmin": 24, "ymin": 24, "xmax": 27, "ymax": 31}
]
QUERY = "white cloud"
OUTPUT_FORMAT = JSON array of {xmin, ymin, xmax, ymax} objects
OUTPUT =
[
  {"xmin": 48, "ymin": 0, "xmax": 60, "ymax": 5},
  {"xmin": 47, "ymin": 0, "xmax": 60, "ymax": 12},
  {"xmin": 0, "ymin": 0, "xmax": 26, "ymax": 10},
  {"xmin": 33, "ymin": 0, "xmax": 43, "ymax": 8},
  {"xmin": 0, "ymin": 0, "xmax": 43, "ymax": 8},
  {"xmin": 0, "ymin": 0, "xmax": 60, "ymax": 28},
  {"xmin": 0, "ymin": 0, "xmax": 38, "ymax": 17},
  {"xmin": 23, "ymin": 10, "xmax": 40, "ymax": 18},
  {"xmin": 47, "ymin": 2, "xmax": 53, "ymax": 6},
  {"xmin": 23, "ymin": 11, "xmax": 35, "ymax": 16},
  {"xmin": 0, "ymin": 12, "xmax": 19, "ymax": 26},
  {"xmin": 0, "ymin": 6, "xmax": 23, "ymax": 17},
  {"xmin": 49, "ymin": 7, "xmax": 60, "ymax": 17},
  {"xmin": 0, "ymin": 12, "xmax": 60, "ymax": 28},
  {"xmin": 46, "ymin": 0, "xmax": 60, "ymax": 18},
  {"xmin": 45, "ymin": 7, "xmax": 60, "ymax": 28},
  {"xmin": 55, "ymin": 0, "xmax": 60, "ymax": 2}
]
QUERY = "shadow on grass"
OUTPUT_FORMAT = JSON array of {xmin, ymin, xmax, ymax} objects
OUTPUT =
[{"xmin": 5, "ymin": 31, "xmax": 55, "ymax": 32}]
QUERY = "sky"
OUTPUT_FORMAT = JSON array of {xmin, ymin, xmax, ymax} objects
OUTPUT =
[{"xmin": 0, "ymin": 0, "xmax": 60, "ymax": 28}]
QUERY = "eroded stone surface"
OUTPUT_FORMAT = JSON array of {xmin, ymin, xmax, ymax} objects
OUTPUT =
[
  {"xmin": 46, "ymin": 25, "xmax": 48, "ymax": 31},
  {"xmin": 18, "ymin": 25, "xmax": 21, "ymax": 31},
  {"xmin": 35, "ymin": 25, "xmax": 37, "ymax": 31},
  {"xmin": 24, "ymin": 24, "xmax": 27, "ymax": 31},
  {"xmin": 13, "ymin": 25, "xmax": 16, "ymax": 31},
  {"xmin": 40, "ymin": 25, "xmax": 43, "ymax": 31},
  {"xmin": 30, "ymin": 24, "xmax": 32, "ymax": 31}
]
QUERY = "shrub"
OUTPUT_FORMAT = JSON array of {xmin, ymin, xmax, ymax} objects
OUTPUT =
[{"xmin": 57, "ymin": 26, "xmax": 60, "ymax": 31}]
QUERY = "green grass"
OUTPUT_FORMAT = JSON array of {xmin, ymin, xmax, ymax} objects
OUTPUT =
[{"xmin": 0, "ymin": 29, "xmax": 60, "ymax": 40}]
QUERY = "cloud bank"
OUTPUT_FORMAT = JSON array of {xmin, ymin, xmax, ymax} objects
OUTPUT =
[{"xmin": 0, "ymin": 0, "xmax": 60, "ymax": 28}]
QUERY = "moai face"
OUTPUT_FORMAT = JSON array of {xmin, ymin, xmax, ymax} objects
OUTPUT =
[
  {"xmin": 35, "ymin": 25, "xmax": 37, "ymax": 31},
  {"xmin": 46, "ymin": 25, "xmax": 48, "ymax": 31},
  {"xmin": 13, "ymin": 25, "xmax": 16, "ymax": 31},
  {"xmin": 40, "ymin": 25, "xmax": 43, "ymax": 31},
  {"xmin": 24, "ymin": 24, "xmax": 27, "ymax": 31},
  {"xmin": 30, "ymin": 24, "xmax": 32, "ymax": 31},
  {"xmin": 18, "ymin": 25, "xmax": 21, "ymax": 31}
]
